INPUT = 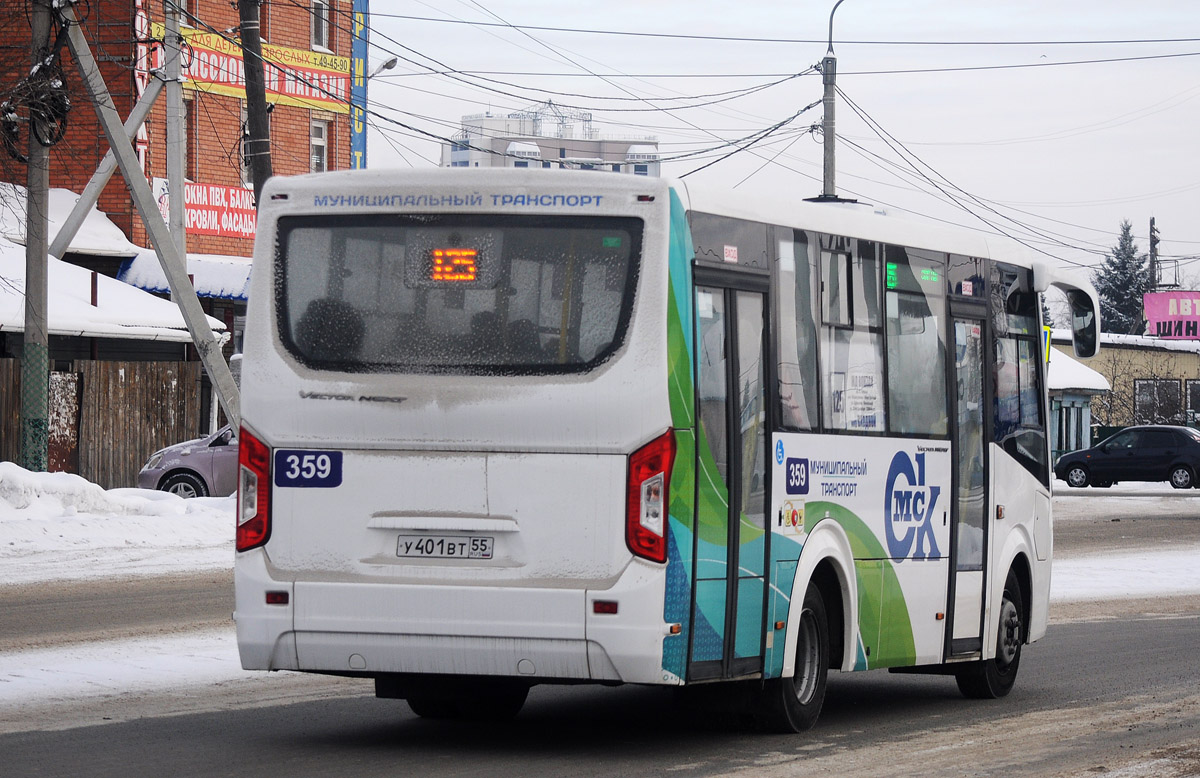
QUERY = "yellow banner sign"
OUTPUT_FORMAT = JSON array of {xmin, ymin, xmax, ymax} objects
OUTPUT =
[{"xmin": 152, "ymin": 24, "xmax": 350, "ymax": 113}]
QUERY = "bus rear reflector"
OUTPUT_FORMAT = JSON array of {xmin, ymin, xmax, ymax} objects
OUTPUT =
[
  {"xmin": 626, "ymin": 429, "xmax": 676, "ymax": 564},
  {"xmin": 236, "ymin": 426, "xmax": 272, "ymax": 552}
]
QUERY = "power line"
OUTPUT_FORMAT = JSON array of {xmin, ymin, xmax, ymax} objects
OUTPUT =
[
  {"xmin": 370, "ymin": 15, "xmax": 1200, "ymax": 48},
  {"xmin": 835, "ymin": 85, "xmax": 1092, "ymax": 265}
]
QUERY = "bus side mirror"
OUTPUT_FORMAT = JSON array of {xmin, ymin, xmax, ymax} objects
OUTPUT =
[{"xmin": 1067, "ymin": 289, "xmax": 1099, "ymax": 359}]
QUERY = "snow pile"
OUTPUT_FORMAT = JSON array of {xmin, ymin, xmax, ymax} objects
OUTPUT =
[{"xmin": 0, "ymin": 463, "xmax": 233, "ymax": 585}]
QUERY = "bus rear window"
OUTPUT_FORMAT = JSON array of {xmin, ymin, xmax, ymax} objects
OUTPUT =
[{"xmin": 277, "ymin": 214, "xmax": 642, "ymax": 374}]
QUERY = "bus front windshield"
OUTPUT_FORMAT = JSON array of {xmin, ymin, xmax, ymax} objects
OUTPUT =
[{"xmin": 277, "ymin": 214, "xmax": 643, "ymax": 374}]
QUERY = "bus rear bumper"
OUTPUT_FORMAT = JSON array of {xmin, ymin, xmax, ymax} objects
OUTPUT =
[{"xmin": 234, "ymin": 550, "xmax": 676, "ymax": 685}]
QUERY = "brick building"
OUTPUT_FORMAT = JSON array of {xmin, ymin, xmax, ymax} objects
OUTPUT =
[
  {"xmin": 1, "ymin": 0, "xmax": 357, "ymax": 461},
  {"xmin": 1, "ymin": 0, "xmax": 354, "ymax": 312}
]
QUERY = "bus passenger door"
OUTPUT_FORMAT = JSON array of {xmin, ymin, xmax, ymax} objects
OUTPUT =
[
  {"xmin": 948, "ymin": 315, "xmax": 988, "ymax": 655},
  {"xmin": 689, "ymin": 273, "xmax": 769, "ymax": 681}
]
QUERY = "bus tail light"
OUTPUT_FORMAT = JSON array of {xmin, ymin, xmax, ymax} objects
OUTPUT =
[
  {"xmin": 237, "ymin": 426, "xmax": 272, "ymax": 552},
  {"xmin": 626, "ymin": 429, "xmax": 676, "ymax": 564}
]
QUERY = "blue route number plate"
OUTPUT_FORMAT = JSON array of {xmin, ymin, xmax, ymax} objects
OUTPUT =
[{"xmin": 274, "ymin": 450, "xmax": 343, "ymax": 488}]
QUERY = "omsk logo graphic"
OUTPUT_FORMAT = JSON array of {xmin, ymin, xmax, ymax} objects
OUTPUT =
[{"xmin": 884, "ymin": 451, "xmax": 941, "ymax": 561}]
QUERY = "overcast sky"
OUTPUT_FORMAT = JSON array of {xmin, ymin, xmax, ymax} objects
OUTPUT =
[{"xmin": 361, "ymin": 1, "xmax": 1200, "ymax": 278}]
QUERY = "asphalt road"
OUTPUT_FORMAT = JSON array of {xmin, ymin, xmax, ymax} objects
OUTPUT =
[
  {"xmin": 1, "ymin": 491, "xmax": 1198, "ymax": 777},
  {"xmin": 3, "ymin": 612, "xmax": 1199, "ymax": 778},
  {"xmin": 0, "ymin": 571, "xmax": 233, "ymax": 652}
]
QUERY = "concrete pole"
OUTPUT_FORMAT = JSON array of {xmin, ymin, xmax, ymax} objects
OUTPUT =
[
  {"xmin": 60, "ymin": 3, "xmax": 240, "ymax": 427},
  {"xmin": 821, "ymin": 0, "xmax": 848, "ymax": 200},
  {"xmin": 48, "ymin": 78, "xmax": 163, "ymax": 260},
  {"xmin": 164, "ymin": 1, "xmax": 187, "ymax": 292},
  {"xmin": 821, "ymin": 55, "xmax": 837, "ymax": 199},
  {"xmin": 21, "ymin": 0, "xmax": 53, "ymax": 471}
]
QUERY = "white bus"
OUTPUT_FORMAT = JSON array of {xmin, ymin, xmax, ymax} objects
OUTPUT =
[{"xmin": 235, "ymin": 169, "xmax": 1099, "ymax": 731}]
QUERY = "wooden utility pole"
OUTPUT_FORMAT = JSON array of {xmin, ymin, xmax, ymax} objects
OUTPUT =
[
  {"xmin": 21, "ymin": 0, "xmax": 53, "ymax": 471},
  {"xmin": 238, "ymin": 0, "xmax": 273, "ymax": 202}
]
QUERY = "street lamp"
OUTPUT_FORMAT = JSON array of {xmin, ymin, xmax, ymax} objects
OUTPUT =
[{"xmin": 369, "ymin": 56, "xmax": 398, "ymax": 81}]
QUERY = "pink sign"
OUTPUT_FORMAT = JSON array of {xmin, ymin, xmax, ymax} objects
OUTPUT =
[{"xmin": 1144, "ymin": 291, "xmax": 1200, "ymax": 339}]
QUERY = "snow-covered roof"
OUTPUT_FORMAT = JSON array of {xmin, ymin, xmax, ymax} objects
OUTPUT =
[
  {"xmin": 1048, "ymin": 347, "xmax": 1110, "ymax": 393},
  {"xmin": 0, "ymin": 238, "xmax": 226, "ymax": 342},
  {"xmin": 119, "ymin": 251, "xmax": 252, "ymax": 302},
  {"xmin": 0, "ymin": 183, "xmax": 142, "ymax": 257},
  {"xmin": 1051, "ymin": 328, "xmax": 1200, "ymax": 355}
]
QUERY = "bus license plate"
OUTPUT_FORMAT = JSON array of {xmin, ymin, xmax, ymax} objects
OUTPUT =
[{"xmin": 397, "ymin": 535, "xmax": 494, "ymax": 560}]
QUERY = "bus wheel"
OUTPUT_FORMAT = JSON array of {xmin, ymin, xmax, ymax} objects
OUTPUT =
[
  {"xmin": 407, "ymin": 681, "xmax": 528, "ymax": 721},
  {"xmin": 406, "ymin": 695, "xmax": 461, "ymax": 720},
  {"xmin": 956, "ymin": 571, "xmax": 1023, "ymax": 699},
  {"xmin": 471, "ymin": 682, "xmax": 529, "ymax": 720},
  {"xmin": 760, "ymin": 585, "xmax": 829, "ymax": 733}
]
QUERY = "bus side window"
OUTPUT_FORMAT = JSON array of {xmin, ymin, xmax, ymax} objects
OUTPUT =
[
  {"xmin": 884, "ymin": 245, "xmax": 948, "ymax": 436},
  {"xmin": 819, "ymin": 236, "xmax": 885, "ymax": 433},
  {"xmin": 775, "ymin": 228, "xmax": 819, "ymax": 430},
  {"xmin": 991, "ymin": 263, "xmax": 1049, "ymax": 484}
]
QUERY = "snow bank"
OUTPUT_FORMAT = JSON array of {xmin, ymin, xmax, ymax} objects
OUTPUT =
[{"xmin": 0, "ymin": 462, "xmax": 233, "ymax": 585}]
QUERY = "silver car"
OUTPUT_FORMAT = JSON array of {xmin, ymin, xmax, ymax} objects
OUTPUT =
[{"xmin": 138, "ymin": 425, "xmax": 239, "ymax": 498}]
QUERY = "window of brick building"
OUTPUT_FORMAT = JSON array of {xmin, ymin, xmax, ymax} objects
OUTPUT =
[
  {"xmin": 312, "ymin": 1, "xmax": 331, "ymax": 50},
  {"xmin": 310, "ymin": 119, "xmax": 329, "ymax": 172}
]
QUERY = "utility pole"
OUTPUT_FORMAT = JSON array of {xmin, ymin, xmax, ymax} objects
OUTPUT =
[
  {"xmin": 819, "ymin": 0, "xmax": 848, "ymax": 201},
  {"xmin": 21, "ymin": 0, "xmax": 53, "ymax": 471},
  {"xmin": 1149, "ymin": 216, "xmax": 1160, "ymax": 291},
  {"xmin": 238, "ymin": 0, "xmax": 273, "ymax": 202},
  {"xmin": 165, "ymin": 1, "xmax": 186, "ymax": 291}
]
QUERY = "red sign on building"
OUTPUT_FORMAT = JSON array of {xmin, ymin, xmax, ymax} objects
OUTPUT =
[{"xmin": 153, "ymin": 179, "xmax": 257, "ymax": 240}]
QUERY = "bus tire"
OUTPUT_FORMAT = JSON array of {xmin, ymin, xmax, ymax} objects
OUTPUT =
[
  {"xmin": 760, "ymin": 585, "xmax": 829, "ymax": 733},
  {"xmin": 470, "ymin": 682, "xmax": 529, "ymax": 720},
  {"xmin": 955, "ymin": 571, "xmax": 1023, "ymax": 699},
  {"xmin": 406, "ymin": 695, "xmax": 461, "ymax": 720},
  {"xmin": 407, "ymin": 681, "xmax": 528, "ymax": 720}
]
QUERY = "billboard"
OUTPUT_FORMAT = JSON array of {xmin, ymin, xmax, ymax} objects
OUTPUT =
[
  {"xmin": 350, "ymin": 0, "xmax": 370, "ymax": 168},
  {"xmin": 151, "ymin": 24, "xmax": 351, "ymax": 113},
  {"xmin": 1144, "ymin": 291, "xmax": 1200, "ymax": 339},
  {"xmin": 153, "ymin": 178, "xmax": 257, "ymax": 240}
]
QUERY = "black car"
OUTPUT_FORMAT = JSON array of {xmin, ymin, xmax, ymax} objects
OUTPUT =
[{"xmin": 1054, "ymin": 425, "xmax": 1200, "ymax": 489}]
